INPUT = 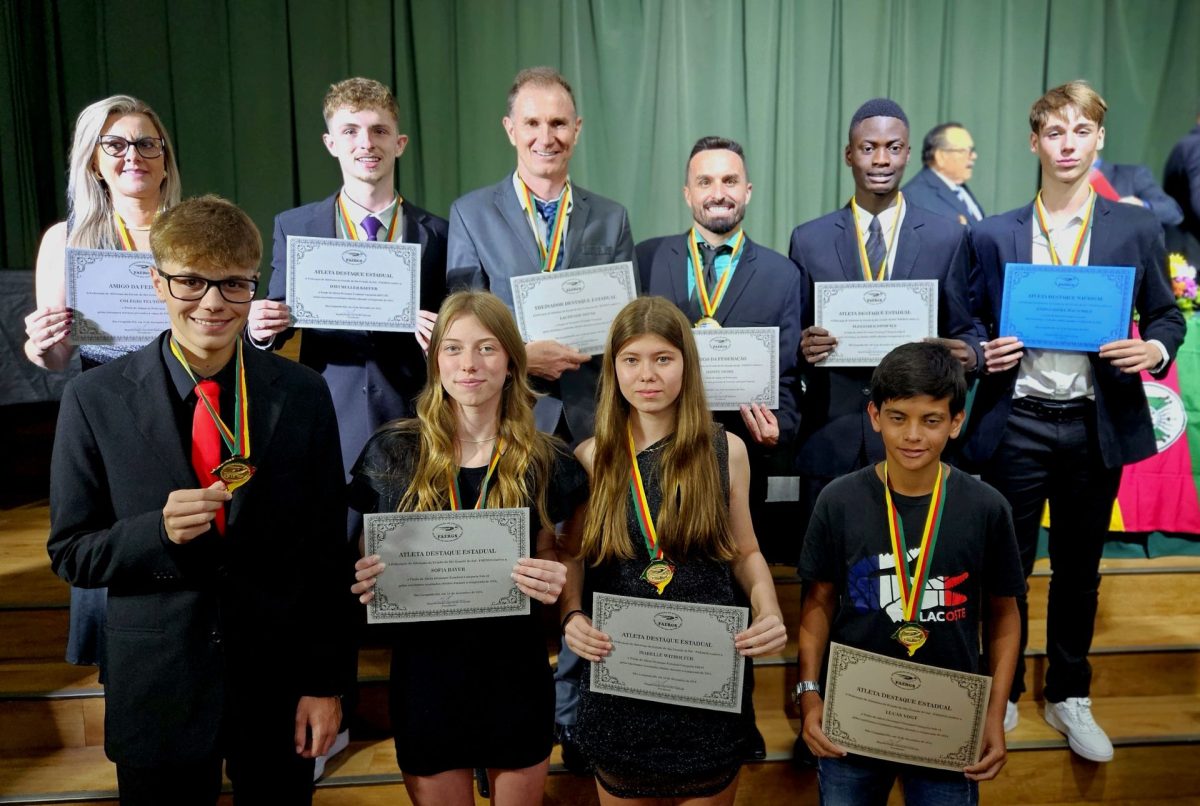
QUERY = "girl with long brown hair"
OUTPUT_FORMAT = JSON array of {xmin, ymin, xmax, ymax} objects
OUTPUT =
[
  {"xmin": 349, "ymin": 290, "xmax": 587, "ymax": 805},
  {"xmin": 561, "ymin": 296, "xmax": 786, "ymax": 804}
]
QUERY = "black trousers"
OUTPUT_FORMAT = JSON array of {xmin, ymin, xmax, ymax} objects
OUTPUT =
[
  {"xmin": 981, "ymin": 403, "xmax": 1122, "ymax": 704},
  {"xmin": 116, "ymin": 691, "xmax": 315, "ymax": 806}
]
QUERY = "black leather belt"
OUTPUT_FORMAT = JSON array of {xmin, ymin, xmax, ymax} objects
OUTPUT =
[{"xmin": 1012, "ymin": 395, "xmax": 1092, "ymax": 421}]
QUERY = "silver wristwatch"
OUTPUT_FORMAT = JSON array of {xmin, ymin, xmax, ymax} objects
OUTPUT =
[{"xmin": 792, "ymin": 680, "xmax": 821, "ymax": 704}]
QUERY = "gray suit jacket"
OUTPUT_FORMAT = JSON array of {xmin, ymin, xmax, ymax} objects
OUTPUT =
[{"xmin": 446, "ymin": 174, "xmax": 635, "ymax": 442}]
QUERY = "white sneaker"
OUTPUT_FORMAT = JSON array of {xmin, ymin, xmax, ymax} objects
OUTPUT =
[
  {"xmin": 1044, "ymin": 697, "xmax": 1114, "ymax": 762},
  {"xmin": 1003, "ymin": 700, "xmax": 1019, "ymax": 733}
]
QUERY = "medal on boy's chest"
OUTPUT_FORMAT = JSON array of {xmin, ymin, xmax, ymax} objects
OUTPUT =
[
  {"xmin": 172, "ymin": 337, "xmax": 256, "ymax": 494},
  {"xmin": 883, "ymin": 461, "xmax": 949, "ymax": 656},
  {"xmin": 892, "ymin": 622, "xmax": 929, "ymax": 655},
  {"xmin": 627, "ymin": 426, "xmax": 675, "ymax": 595}
]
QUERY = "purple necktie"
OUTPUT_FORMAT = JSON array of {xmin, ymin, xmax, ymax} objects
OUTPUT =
[{"xmin": 361, "ymin": 215, "xmax": 383, "ymax": 241}]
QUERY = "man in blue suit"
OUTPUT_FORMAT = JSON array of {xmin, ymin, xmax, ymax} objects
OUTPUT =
[
  {"xmin": 1164, "ymin": 107, "xmax": 1200, "ymax": 263},
  {"xmin": 789, "ymin": 99, "xmax": 984, "ymax": 515},
  {"xmin": 638, "ymin": 136, "xmax": 802, "ymax": 556},
  {"xmin": 249, "ymin": 78, "xmax": 449, "ymax": 479},
  {"xmin": 902, "ymin": 122, "xmax": 985, "ymax": 225},
  {"xmin": 446, "ymin": 66, "xmax": 635, "ymax": 446},
  {"xmin": 1091, "ymin": 155, "xmax": 1183, "ymax": 228},
  {"xmin": 967, "ymin": 81, "xmax": 1185, "ymax": 761}
]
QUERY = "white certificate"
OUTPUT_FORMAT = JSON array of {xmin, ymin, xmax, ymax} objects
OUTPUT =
[
  {"xmin": 509, "ymin": 262, "xmax": 637, "ymax": 355},
  {"xmin": 822, "ymin": 642, "xmax": 992, "ymax": 771},
  {"xmin": 694, "ymin": 327, "xmax": 779, "ymax": 410},
  {"xmin": 364, "ymin": 507, "xmax": 529, "ymax": 624},
  {"xmin": 590, "ymin": 593, "xmax": 748, "ymax": 713},
  {"xmin": 65, "ymin": 248, "xmax": 169, "ymax": 345},
  {"xmin": 286, "ymin": 235, "xmax": 420, "ymax": 332},
  {"xmin": 814, "ymin": 280, "xmax": 938, "ymax": 367}
]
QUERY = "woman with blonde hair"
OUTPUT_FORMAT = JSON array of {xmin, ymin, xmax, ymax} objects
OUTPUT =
[
  {"xmin": 23, "ymin": 95, "xmax": 181, "ymax": 675},
  {"xmin": 350, "ymin": 290, "xmax": 587, "ymax": 805},
  {"xmin": 23, "ymin": 94, "xmax": 182, "ymax": 371},
  {"xmin": 561, "ymin": 296, "xmax": 786, "ymax": 804}
]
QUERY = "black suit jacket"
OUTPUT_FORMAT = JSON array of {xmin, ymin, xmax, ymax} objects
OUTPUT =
[
  {"xmin": 788, "ymin": 205, "xmax": 985, "ymax": 476},
  {"xmin": 963, "ymin": 197, "xmax": 1186, "ymax": 469},
  {"xmin": 1164, "ymin": 124, "xmax": 1200, "ymax": 263},
  {"xmin": 267, "ymin": 194, "xmax": 449, "ymax": 475},
  {"xmin": 1097, "ymin": 161, "xmax": 1183, "ymax": 227},
  {"xmin": 47, "ymin": 334, "xmax": 354, "ymax": 767},
  {"xmin": 902, "ymin": 167, "xmax": 984, "ymax": 225},
  {"xmin": 637, "ymin": 232, "xmax": 803, "ymax": 439}
]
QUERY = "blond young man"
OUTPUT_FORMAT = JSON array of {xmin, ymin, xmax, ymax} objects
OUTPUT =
[
  {"xmin": 964, "ymin": 81, "xmax": 1186, "ymax": 760},
  {"xmin": 251, "ymin": 77, "xmax": 449, "ymax": 477}
]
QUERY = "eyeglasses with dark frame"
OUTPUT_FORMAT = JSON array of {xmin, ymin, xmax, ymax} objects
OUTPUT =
[
  {"xmin": 96, "ymin": 135, "xmax": 166, "ymax": 160},
  {"xmin": 156, "ymin": 269, "xmax": 258, "ymax": 303}
]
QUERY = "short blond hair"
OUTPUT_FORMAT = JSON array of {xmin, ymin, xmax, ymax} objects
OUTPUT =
[
  {"xmin": 150, "ymin": 195, "xmax": 262, "ymax": 272},
  {"xmin": 1030, "ymin": 80, "xmax": 1107, "ymax": 133},
  {"xmin": 323, "ymin": 77, "xmax": 400, "ymax": 126},
  {"xmin": 506, "ymin": 67, "xmax": 575, "ymax": 116}
]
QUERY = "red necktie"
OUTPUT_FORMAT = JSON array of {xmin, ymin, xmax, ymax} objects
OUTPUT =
[
  {"xmin": 1089, "ymin": 167, "xmax": 1120, "ymax": 201},
  {"xmin": 192, "ymin": 379, "xmax": 226, "ymax": 535}
]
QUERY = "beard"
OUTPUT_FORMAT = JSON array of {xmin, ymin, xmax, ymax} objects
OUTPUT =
[{"xmin": 695, "ymin": 201, "xmax": 745, "ymax": 236}]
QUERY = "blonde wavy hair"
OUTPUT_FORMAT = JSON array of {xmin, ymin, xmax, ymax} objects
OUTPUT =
[
  {"xmin": 392, "ymin": 291, "xmax": 558, "ymax": 528},
  {"xmin": 66, "ymin": 95, "xmax": 181, "ymax": 249},
  {"xmin": 581, "ymin": 297, "xmax": 734, "ymax": 565}
]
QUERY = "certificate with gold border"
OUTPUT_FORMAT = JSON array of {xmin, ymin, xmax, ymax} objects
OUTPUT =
[{"xmin": 822, "ymin": 642, "xmax": 992, "ymax": 771}]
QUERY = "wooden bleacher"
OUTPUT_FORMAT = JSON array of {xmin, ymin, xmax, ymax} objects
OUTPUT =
[{"xmin": 2, "ymin": 482, "xmax": 1199, "ymax": 804}]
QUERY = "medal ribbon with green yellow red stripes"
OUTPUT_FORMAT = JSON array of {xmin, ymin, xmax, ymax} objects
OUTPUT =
[
  {"xmin": 448, "ymin": 441, "xmax": 504, "ymax": 510},
  {"xmin": 337, "ymin": 193, "xmax": 401, "ymax": 242},
  {"xmin": 687, "ymin": 228, "xmax": 745, "ymax": 322},
  {"xmin": 627, "ymin": 425, "xmax": 675, "ymax": 595},
  {"xmin": 169, "ymin": 335, "xmax": 250, "ymax": 474},
  {"xmin": 113, "ymin": 213, "xmax": 139, "ymax": 251},
  {"xmin": 883, "ymin": 461, "xmax": 949, "ymax": 655},
  {"xmin": 1034, "ymin": 188, "xmax": 1095, "ymax": 266},
  {"xmin": 519, "ymin": 179, "xmax": 571, "ymax": 272}
]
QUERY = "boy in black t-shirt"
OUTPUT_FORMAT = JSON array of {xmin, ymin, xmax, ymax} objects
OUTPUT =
[{"xmin": 797, "ymin": 342, "xmax": 1023, "ymax": 805}]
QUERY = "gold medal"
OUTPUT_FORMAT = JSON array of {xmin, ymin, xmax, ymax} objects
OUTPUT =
[
  {"xmin": 214, "ymin": 457, "xmax": 256, "ymax": 492},
  {"xmin": 641, "ymin": 559, "xmax": 676, "ymax": 596},
  {"xmin": 892, "ymin": 622, "xmax": 928, "ymax": 657},
  {"xmin": 883, "ymin": 461, "xmax": 948, "ymax": 657},
  {"xmin": 694, "ymin": 316, "xmax": 721, "ymax": 329}
]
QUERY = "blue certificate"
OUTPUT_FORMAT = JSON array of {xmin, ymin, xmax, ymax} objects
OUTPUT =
[{"xmin": 998, "ymin": 263, "xmax": 1135, "ymax": 352}]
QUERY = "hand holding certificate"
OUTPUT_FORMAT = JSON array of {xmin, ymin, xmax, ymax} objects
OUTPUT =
[
  {"xmin": 286, "ymin": 235, "xmax": 421, "ymax": 332},
  {"xmin": 998, "ymin": 263, "xmax": 1135, "ymax": 351},
  {"xmin": 363, "ymin": 508, "xmax": 529, "ymax": 623},
  {"xmin": 814, "ymin": 280, "xmax": 938, "ymax": 367},
  {"xmin": 821, "ymin": 643, "xmax": 991, "ymax": 771},
  {"xmin": 589, "ymin": 593, "xmax": 748, "ymax": 713},
  {"xmin": 510, "ymin": 262, "xmax": 637, "ymax": 355},
  {"xmin": 66, "ymin": 248, "xmax": 169, "ymax": 345}
]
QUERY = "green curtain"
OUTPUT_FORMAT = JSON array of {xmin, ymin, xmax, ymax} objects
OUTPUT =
[{"xmin": 3, "ymin": 0, "xmax": 1198, "ymax": 275}]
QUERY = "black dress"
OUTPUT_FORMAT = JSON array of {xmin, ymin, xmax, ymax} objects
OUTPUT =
[
  {"xmin": 575, "ymin": 427, "xmax": 752, "ymax": 798},
  {"xmin": 349, "ymin": 429, "xmax": 588, "ymax": 775}
]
